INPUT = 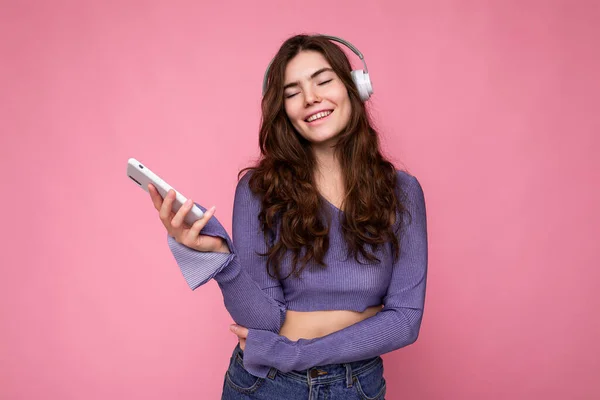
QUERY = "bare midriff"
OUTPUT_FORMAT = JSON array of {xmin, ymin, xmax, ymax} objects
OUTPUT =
[{"xmin": 279, "ymin": 305, "xmax": 383, "ymax": 341}]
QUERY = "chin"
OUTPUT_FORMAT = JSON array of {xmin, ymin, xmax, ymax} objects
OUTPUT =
[
  {"xmin": 295, "ymin": 121, "xmax": 344, "ymax": 144},
  {"xmin": 307, "ymin": 132, "xmax": 342, "ymax": 146}
]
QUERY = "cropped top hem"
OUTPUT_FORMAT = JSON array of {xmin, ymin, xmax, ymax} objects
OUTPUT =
[{"xmin": 284, "ymin": 301, "xmax": 383, "ymax": 313}]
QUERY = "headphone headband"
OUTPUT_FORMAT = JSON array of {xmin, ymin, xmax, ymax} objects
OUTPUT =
[{"xmin": 261, "ymin": 35, "xmax": 373, "ymax": 101}]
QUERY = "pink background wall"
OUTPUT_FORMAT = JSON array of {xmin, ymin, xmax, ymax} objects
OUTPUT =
[{"xmin": 1, "ymin": 0, "xmax": 598, "ymax": 398}]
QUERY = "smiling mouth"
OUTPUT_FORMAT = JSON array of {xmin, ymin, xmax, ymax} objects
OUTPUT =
[{"xmin": 305, "ymin": 110, "xmax": 333, "ymax": 123}]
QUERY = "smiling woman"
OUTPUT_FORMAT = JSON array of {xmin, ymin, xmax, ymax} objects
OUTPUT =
[{"xmin": 156, "ymin": 34, "xmax": 428, "ymax": 400}]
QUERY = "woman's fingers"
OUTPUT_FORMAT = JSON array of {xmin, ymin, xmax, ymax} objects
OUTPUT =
[
  {"xmin": 229, "ymin": 325, "xmax": 249, "ymax": 339},
  {"xmin": 180, "ymin": 206, "xmax": 217, "ymax": 249},
  {"xmin": 148, "ymin": 185, "xmax": 176, "ymax": 234},
  {"xmin": 156, "ymin": 189, "xmax": 179, "ymax": 236},
  {"xmin": 186, "ymin": 206, "xmax": 216, "ymax": 240},
  {"xmin": 171, "ymin": 198, "xmax": 195, "ymax": 229},
  {"xmin": 148, "ymin": 184, "xmax": 163, "ymax": 210},
  {"xmin": 230, "ymin": 325, "xmax": 248, "ymax": 350},
  {"xmin": 159, "ymin": 189, "xmax": 176, "ymax": 222},
  {"xmin": 148, "ymin": 186, "xmax": 220, "ymax": 252}
]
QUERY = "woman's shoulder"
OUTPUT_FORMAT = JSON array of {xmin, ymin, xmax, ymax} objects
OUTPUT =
[
  {"xmin": 235, "ymin": 169, "xmax": 255, "ymax": 191},
  {"xmin": 394, "ymin": 169, "xmax": 426, "ymax": 223},
  {"xmin": 234, "ymin": 169, "xmax": 261, "ymax": 205},
  {"xmin": 395, "ymin": 169, "xmax": 422, "ymax": 190}
]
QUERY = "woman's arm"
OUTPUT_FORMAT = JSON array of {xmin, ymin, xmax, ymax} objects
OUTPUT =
[{"xmin": 167, "ymin": 173, "xmax": 286, "ymax": 377}]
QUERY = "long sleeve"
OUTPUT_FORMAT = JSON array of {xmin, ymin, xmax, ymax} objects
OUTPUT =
[
  {"xmin": 167, "ymin": 174, "xmax": 286, "ymax": 377},
  {"xmin": 242, "ymin": 174, "xmax": 428, "ymax": 373}
]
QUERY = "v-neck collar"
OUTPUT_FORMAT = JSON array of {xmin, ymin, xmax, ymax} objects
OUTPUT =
[{"xmin": 319, "ymin": 194, "xmax": 344, "ymax": 214}]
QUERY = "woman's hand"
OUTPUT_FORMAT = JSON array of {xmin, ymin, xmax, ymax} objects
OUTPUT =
[
  {"xmin": 148, "ymin": 184, "xmax": 229, "ymax": 253},
  {"xmin": 229, "ymin": 324, "xmax": 249, "ymax": 351}
]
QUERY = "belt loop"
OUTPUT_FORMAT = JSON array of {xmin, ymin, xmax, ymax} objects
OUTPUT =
[
  {"xmin": 345, "ymin": 363, "xmax": 353, "ymax": 388},
  {"xmin": 267, "ymin": 367, "xmax": 277, "ymax": 380}
]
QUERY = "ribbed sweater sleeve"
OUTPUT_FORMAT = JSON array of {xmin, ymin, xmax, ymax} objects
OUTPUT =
[
  {"xmin": 242, "ymin": 174, "xmax": 428, "ymax": 373},
  {"xmin": 167, "ymin": 174, "xmax": 286, "ymax": 377}
]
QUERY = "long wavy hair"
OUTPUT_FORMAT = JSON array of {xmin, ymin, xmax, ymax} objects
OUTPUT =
[{"xmin": 240, "ymin": 34, "xmax": 409, "ymax": 279}]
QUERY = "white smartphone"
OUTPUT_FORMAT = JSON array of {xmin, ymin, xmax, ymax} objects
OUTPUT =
[{"xmin": 127, "ymin": 157, "xmax": 204, "ymax": 226}]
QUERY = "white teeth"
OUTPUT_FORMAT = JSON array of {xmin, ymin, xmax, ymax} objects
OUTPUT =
[{"xmin": 306, "ymin": 110, "xmax": 332, "ymax": 122}]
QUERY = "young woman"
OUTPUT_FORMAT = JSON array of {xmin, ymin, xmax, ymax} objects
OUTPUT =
[{"xmin": 149, "ymin": 34, "xmax": 428, "ymax": 400}]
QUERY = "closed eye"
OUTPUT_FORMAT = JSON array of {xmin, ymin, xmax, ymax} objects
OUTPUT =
[
  {"xmin": 285, "ymin": 92, "xmax": 299, "ymax": 99},
  {"xmin": 318, "ymin": 79, "xmax": 333, "ymax": 86}
]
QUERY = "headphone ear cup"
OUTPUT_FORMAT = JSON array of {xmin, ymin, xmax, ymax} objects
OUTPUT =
[{"xmin": 351, "ymin": 69, "xmax": 374, "ymax": 102}]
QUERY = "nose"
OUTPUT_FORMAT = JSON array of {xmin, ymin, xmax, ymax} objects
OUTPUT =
[{"xmin": 304, "ymin": 85, "xmax": 321, "ymax": 107}]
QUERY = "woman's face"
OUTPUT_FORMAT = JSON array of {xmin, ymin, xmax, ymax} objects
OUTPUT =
[{"xmin": 283, "ymin": 50, "xmax": 352, "ymax": 148}]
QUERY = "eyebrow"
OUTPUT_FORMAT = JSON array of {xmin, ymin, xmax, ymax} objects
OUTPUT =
[{"xmin": 283, "ymin": 68, "xmax": 334, "ymax": 90}]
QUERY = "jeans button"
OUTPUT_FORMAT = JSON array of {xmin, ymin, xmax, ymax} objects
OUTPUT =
[{"xmin": 310, "ymin": 369, "xmax": 318, "ymax": 378}]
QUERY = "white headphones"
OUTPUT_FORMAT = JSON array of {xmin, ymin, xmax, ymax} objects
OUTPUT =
[{"xmin": 262, "ymin": 35, "xmax": 374, "ymax": 102}]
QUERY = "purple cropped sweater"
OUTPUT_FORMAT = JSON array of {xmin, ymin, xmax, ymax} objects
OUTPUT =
[{"xmin": 167, "ymin": 170, "xmax": 428, "ymax": 378}]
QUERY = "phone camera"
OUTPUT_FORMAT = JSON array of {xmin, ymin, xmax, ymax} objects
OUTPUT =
[{"xmin": 139, "ymin": 164, "xmax": 144, "ymax": 169}]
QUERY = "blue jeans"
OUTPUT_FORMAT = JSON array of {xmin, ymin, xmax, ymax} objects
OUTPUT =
[{"xmin": 222, "ymin": 344, "xmax": 386, "ymax": 400}]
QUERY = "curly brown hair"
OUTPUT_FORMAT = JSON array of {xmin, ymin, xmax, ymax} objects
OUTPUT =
[{"xmin": 240, "ymin": 34, "xmax": 409, "ymax": 279}]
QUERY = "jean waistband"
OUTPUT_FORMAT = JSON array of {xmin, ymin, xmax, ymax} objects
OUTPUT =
[{"xmin": 234, "ymin": 344, "xmax": 382, "ymax": 387}]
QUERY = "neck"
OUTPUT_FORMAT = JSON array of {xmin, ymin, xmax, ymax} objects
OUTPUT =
[
  {"xmin": 312, "ymin": 144, "xmax": 341, "ymax": 177},
  {"xmin": 311, "ymin": 144, "xmax": 345, "ymax": 204}
]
